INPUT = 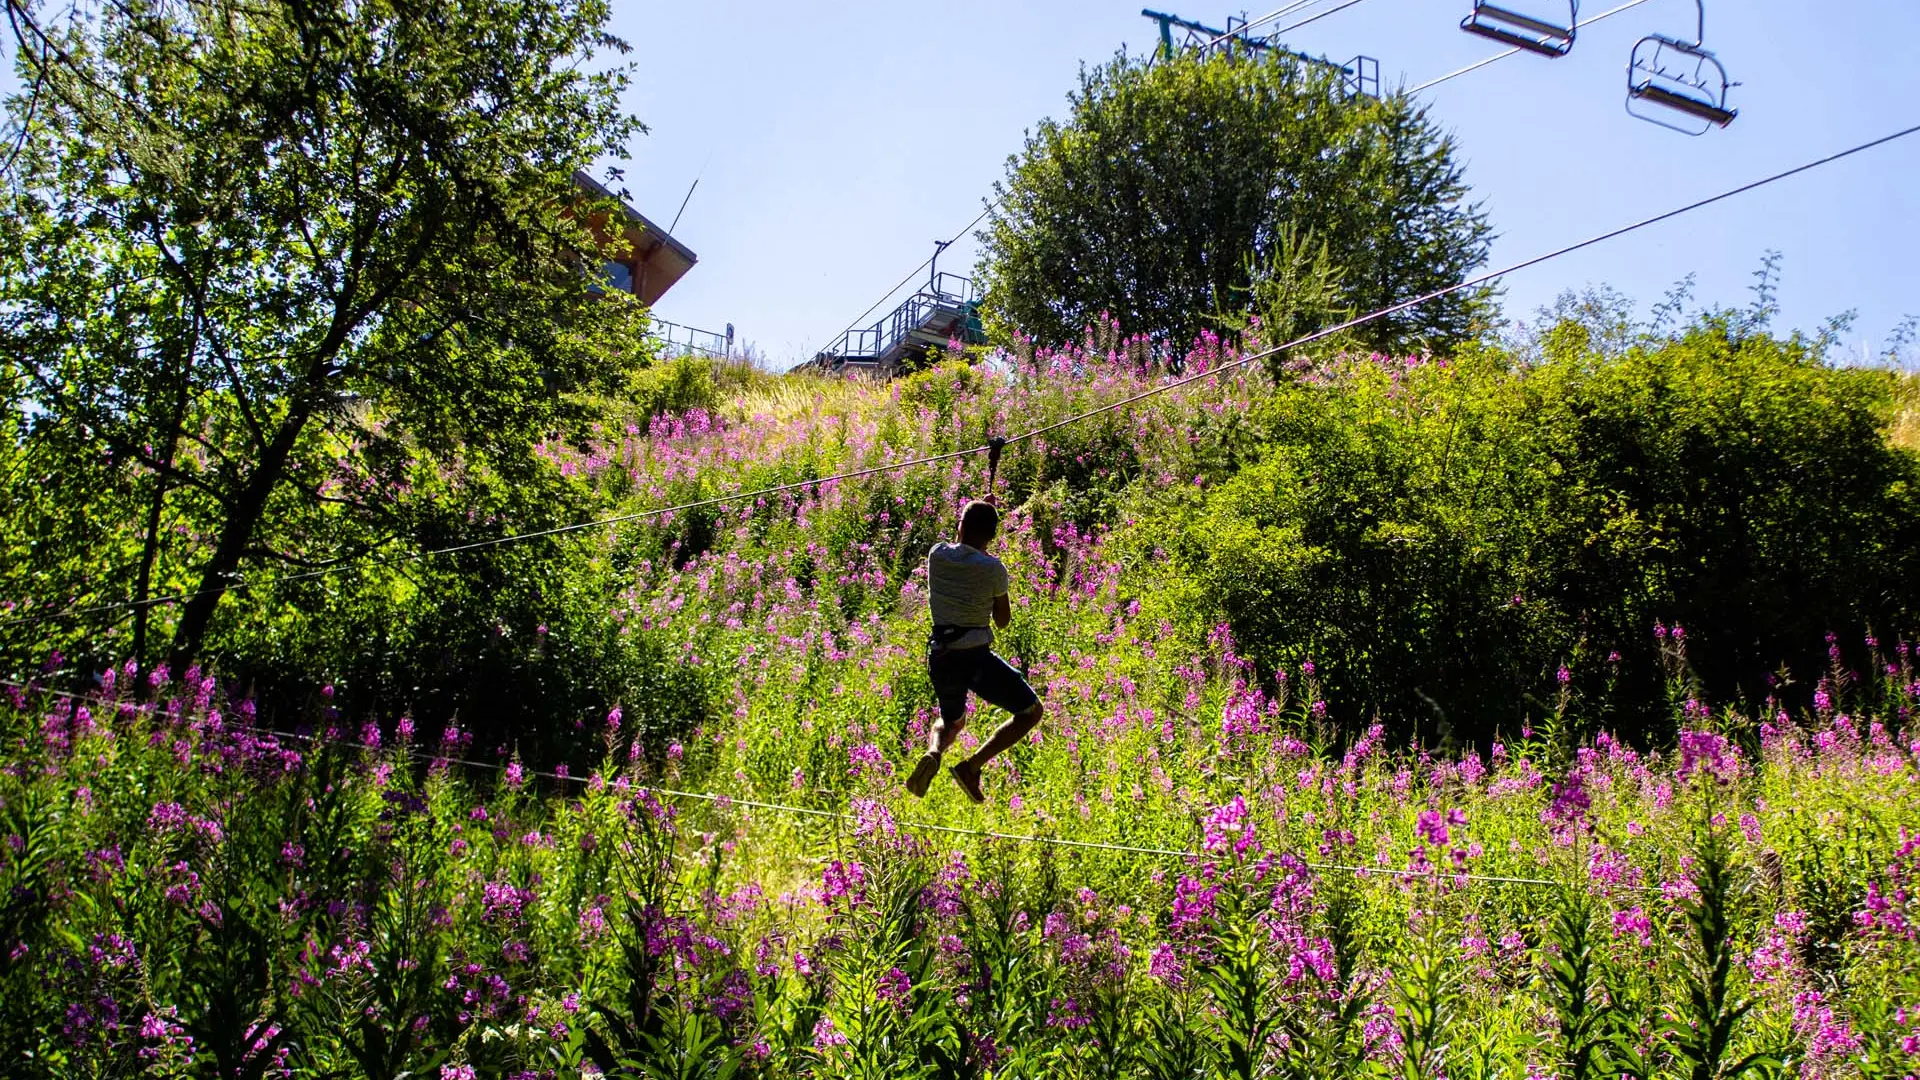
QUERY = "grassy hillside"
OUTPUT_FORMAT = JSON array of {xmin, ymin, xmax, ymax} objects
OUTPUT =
[{"xmin": 164, "ymin": 315, "xmax": 1920, "ymax": 760}]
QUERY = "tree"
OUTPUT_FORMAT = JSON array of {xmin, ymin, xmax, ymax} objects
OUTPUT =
[
  {"xmin": 977, "ymin": 50, "xmax": 1493, "ymax": 356},
  {"xmin": 0, "ymin": 0, "xmax": 650, "ymax": 669}
]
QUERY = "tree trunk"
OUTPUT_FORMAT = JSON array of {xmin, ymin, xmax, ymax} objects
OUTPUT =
[
  {"xmin": 130, "ymin": 478, "xmax": 168, "ymax": 672},
  {"xmin": 133, "ymin": 362, "xmax": 197, "ymax": 674},
  {"xmin": 167, "ymin": 395, "xmax": 318, "ymax": 669}
]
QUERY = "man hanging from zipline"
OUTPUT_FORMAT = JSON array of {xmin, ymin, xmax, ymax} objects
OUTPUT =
[{"xmin": 905, "ymin": 498, "xmax": 1043, "ymax": 803}]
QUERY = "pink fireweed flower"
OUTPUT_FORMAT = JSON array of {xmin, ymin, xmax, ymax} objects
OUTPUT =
[
  {"xmin": 1613, "ymin": 906, "xmax": 1654, "ymax": 946},
  {"xmin": 812, "ymin": 1016, "xmax": 848, "ymax": 1048},
  {"xmin": 820, "ymin": 860, "xmax": 867, "ymax": 908},
  {"xmin": 1676, "ymin": 730, "xmax": 1738, "ymax": 784},
  {"xmin": 1415, "ymin": 809, "xmax": 1464, "ymax": 847},
  {"xmin": 1202, "ymin": 796, "xmax": 1258, "ymax": 858},
  {"xmin": 1547, "ymin": 774, "xmax": 1591, "ymax": 824},
  {"xmin": 876, "ymin": 967, "xmax": 912, "ymax": 1010}
]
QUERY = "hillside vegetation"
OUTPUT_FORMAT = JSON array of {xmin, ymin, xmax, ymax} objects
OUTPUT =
[
  {"xmin": 23, "ymin": 312, "xmax": 1906, "ymax": 759},
  {"xmin": 4, "ymin": 315, "xmax": 1919, "ymax": 1077}
]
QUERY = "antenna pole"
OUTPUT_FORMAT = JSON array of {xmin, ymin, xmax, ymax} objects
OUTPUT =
[{"xmin": 668, "ymin": 176, "xmax": 700, "ymax": 235}]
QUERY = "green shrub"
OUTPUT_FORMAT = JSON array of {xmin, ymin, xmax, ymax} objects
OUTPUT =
[{"xmin": 1154, "ymin": 316, "xmax": 1920, "ymax": 743}]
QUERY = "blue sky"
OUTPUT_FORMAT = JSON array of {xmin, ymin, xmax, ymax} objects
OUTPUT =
[{"xmin": 613, "ymin": 0, "xmax": 1919, "ymax": 366}]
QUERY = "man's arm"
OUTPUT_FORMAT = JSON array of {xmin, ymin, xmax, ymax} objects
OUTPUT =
[{"xmin": 993, "ymin": 594, "xmax": 1011, "ymax": 629}]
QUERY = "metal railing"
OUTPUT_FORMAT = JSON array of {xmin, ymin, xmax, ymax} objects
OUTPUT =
[
  {"xmin": 1142, "ymin": 7, "xmax": 1379, "ymax": 98},
  {"xmin": 817, "ymin": 274, "xmax": 981, "ymax": 365},
  {"xmin": 648, "ymin": 317, "xmax": 734, "ymax": 358}
]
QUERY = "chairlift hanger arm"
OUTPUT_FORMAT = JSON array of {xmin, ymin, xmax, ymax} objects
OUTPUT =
[{"xmin": 1679, "ymin": 0, "xmax": 1704, "ymax": 46}]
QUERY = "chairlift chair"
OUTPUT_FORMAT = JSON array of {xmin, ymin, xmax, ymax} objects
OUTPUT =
[
  {"xmin": 1460, "ymin": 0, "xmax": 1577, "ymax": 58},
  {"xmin": 1626, "ymin": 0, "xmax": 1737, "ymax": 134}
]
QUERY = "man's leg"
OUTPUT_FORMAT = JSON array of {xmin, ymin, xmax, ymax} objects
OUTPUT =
[
  {"xmin": 908, "ymin": 648, "xmax": 971, "ymax": 798},
  {"xmin": 968, "ymin": 702, "xmax": 1044, "ymax": 765},
  {"xmin": 948, "ymin": 651, "xmax": 1042, "ymax": 803},
  {"xmin": 927, "ymin": 704, "xmax": 967, "ymax": 755}
]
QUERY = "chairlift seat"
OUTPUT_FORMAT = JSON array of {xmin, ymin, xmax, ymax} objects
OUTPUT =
[
  {"xmin": 1470, "ymin": 2, "xmax": 1572, "ymax": 39},
  {"xmin": 1622, "ymin": 3, "xmax": 1738, "ymax": 135},
  {"xmin": 1629, "ymin": 81, "xmax": 1735, "ymax": 127},
  {"xmin": 1460, "ymin": 0, "xmax": 1575, "ymax": 57},
  {"xmin": 1625, "ymin": 27, "xmax": 1737, "ymax": 135}
]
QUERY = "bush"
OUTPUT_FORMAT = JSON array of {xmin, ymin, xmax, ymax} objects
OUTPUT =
[{"xmin": 1154, "ymin": 316, "xmax": 1920, "ymax": 743}]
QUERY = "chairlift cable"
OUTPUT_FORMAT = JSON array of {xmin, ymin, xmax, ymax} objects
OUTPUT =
[
  {"xmin": 1268, "ymin": 0, "xmax": 1371, "ymax": 38},
  {"xmin": 9, "ymin": 122, "xmax": 1918, "ymax": 628},
  {"xmin": 1408, "ymin": 0, "xmax": 1655, "ymax": 93},
  {"xmin": 1008, "ymin": 120, "xmax": 1920, "ymax": 447},
  {"xmin": 1191, "ymin": 0, "xmax": 1331, "ymax": 52},
  {"xmin": 820, "ymin": 0, "xmax": 1366, "ymax": 366},
  {"xmin": 799, "ymin": 203, "xmax": 994, "ymax": 368}
]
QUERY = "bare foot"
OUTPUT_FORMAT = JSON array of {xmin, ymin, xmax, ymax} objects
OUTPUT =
[
  {"xmin": 904, "ymin": 751, "xmax": 941, "ymax": 798},
  {"xmin": 949, "ymin": 759, "xmax": 985, "ymax": 804}
]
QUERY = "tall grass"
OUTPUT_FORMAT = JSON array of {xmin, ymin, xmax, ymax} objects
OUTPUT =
[{"xmin": 0, "ymin": 640, "xmax": 1916, "ymax": 1076}]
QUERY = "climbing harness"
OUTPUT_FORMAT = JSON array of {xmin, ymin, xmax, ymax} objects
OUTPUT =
[
  {"xmin": 1460, "ymin": 0, "xmax": 1578, "ymax": 58},
  {"xmin": 1626, "ymin": 0, "xmax": 1737, "ymax": 134}
]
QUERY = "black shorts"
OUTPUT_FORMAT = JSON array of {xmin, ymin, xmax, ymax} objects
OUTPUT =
[{"xmin": 929, "ymin": 645, "xmax": 1039, "ymax": 727}]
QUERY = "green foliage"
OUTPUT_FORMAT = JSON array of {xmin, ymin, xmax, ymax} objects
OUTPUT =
[
  {"xmin": 1389, "ymin": 916, "xmax": 1459, "ymax": 1080},
  {"xmin": 978, "ymin": 49, "xmax": 1492, "ymax": 354},
  {"xmin": 625, "ymin": 354, "xmax": 777, "ymax": 424},
  {"xmin": 1664, "ymin": 818, "xmax": 1780, "ymax": 1080},
  {"xmin": 1153, "ymin": 315, "xmax": 1920, "ymax": 741},
  {"xmin": 1543, "ymin": 887, "xmax": 1612, "ymax": 1080},
  {"xmin": 2, "ymin": 640, "xmax": 1918, "ymax": 1078},
  {"xmin": 0, "ymin": 0, "xmax": 651, "ymax": 670}
]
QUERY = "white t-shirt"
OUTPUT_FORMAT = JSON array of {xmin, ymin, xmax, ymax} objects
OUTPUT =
[{"xmin": 927, "ymin": 542, "xmax": 1008, "ymax": 649}]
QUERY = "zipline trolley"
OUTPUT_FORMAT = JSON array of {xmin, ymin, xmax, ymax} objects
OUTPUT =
[
  {"xmin": 1460, "ymin": 0, "xmax": 1577, "ymax": 58},
  {"xmin": 1626, "ymin": 0, "xmax": 1737, "ymax": 134}
]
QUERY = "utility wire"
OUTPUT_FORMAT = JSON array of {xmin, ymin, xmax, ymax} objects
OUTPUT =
[
  {"xmin": 1407, "ymin": 0, "xmax": 1656, "ymax": 94},
  {"xmin": 9, "ymin": 121, "xmax": 1919, "ymax": 628}
]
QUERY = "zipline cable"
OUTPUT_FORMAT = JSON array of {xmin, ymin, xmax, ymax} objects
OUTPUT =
[
  {"xmin": 1, "ymin": 674, "xmax": 1580, "ymax": 888},
  {"xmin": 4, "ymin": 441, "xmax": 990, "ymax": 624},
  {"xmin": 1406, "ymin": 0, "xmax": 1657, "ymax": 94},
  {"xmin": 7, "ymin": 121, "xmax": 1919, "ymax": 628}
]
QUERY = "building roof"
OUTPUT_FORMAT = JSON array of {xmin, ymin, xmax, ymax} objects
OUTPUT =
[{"xmin": 573, "ymin": 170, "xmax": 698, "ymax": 306}]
